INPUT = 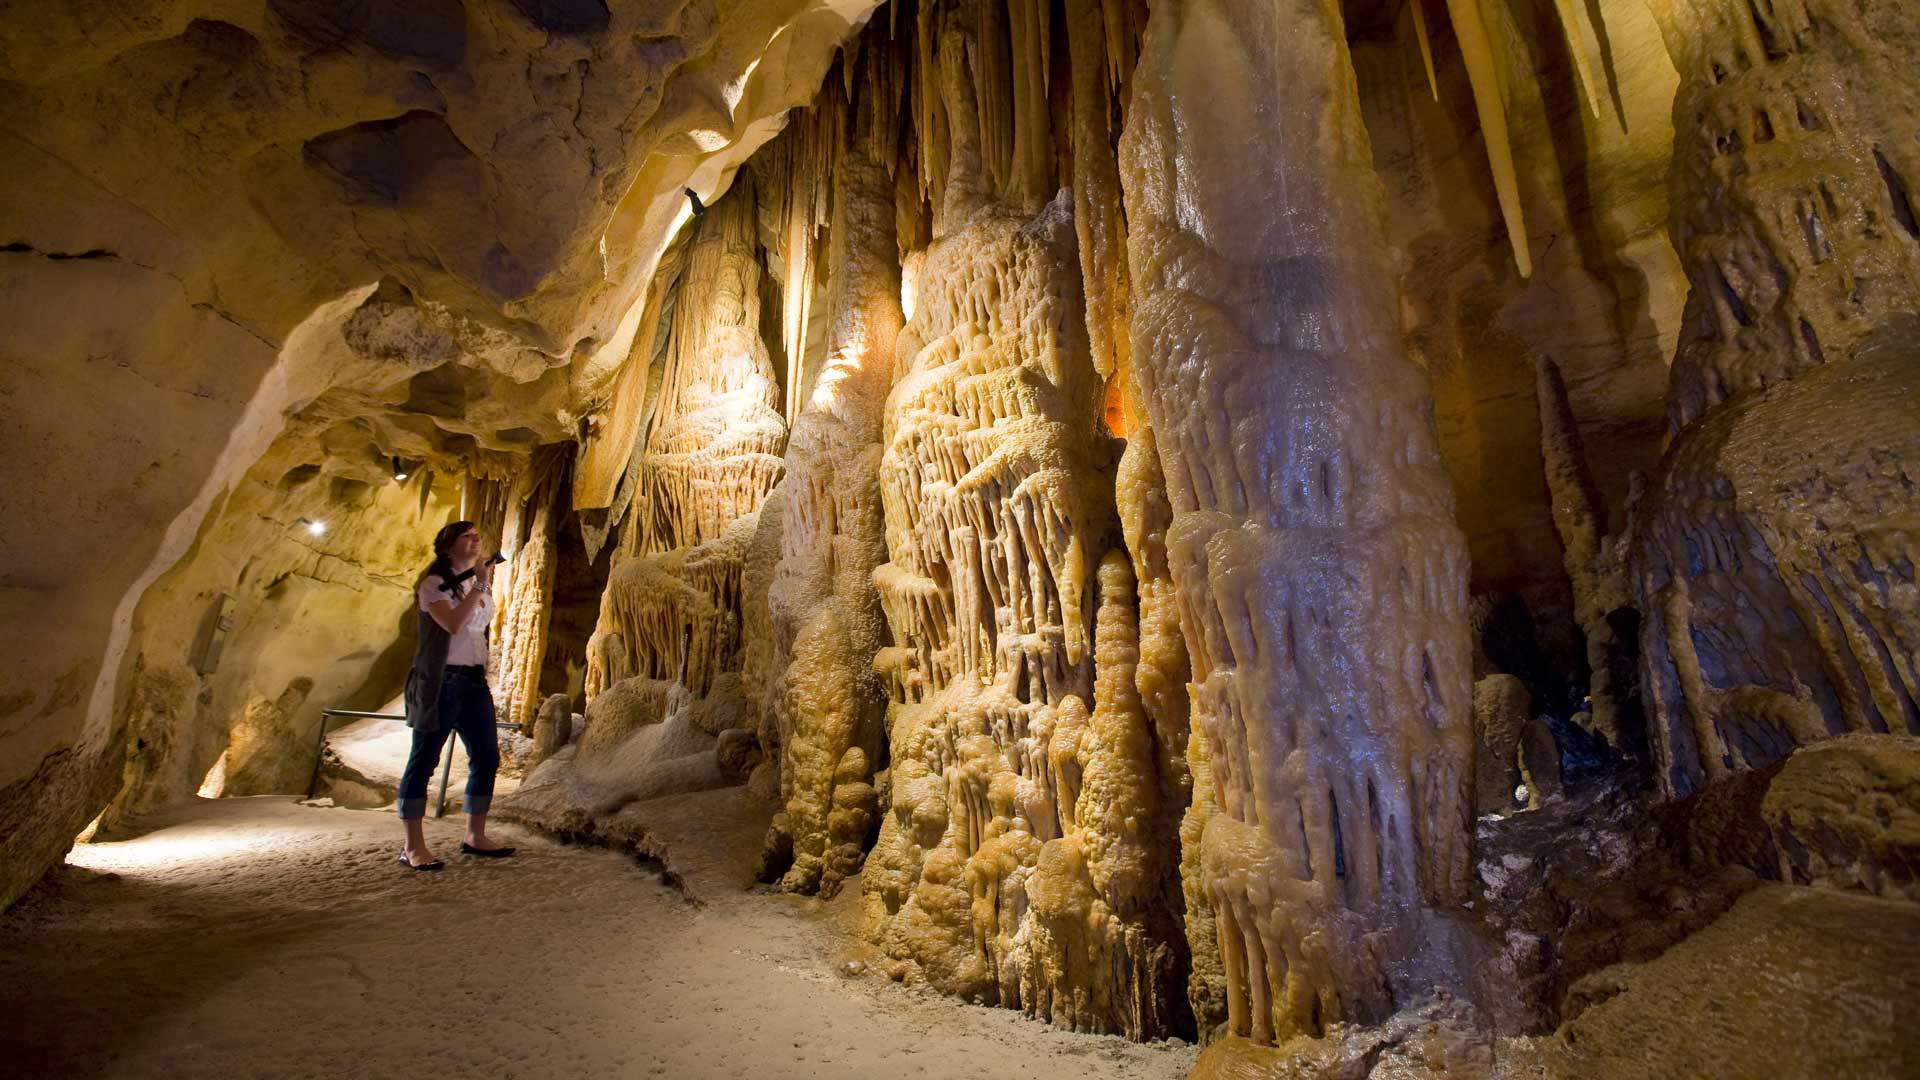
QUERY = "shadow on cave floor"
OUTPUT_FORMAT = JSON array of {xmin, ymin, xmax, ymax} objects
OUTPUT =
[{"xmin": 0, "ymin": 797, "xmax": 1195, "ymax": 1080}]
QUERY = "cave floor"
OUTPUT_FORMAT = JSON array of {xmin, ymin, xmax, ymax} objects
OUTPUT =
[{"xmin": 0, "ymin": 796, "xmax": 1195, "ymax": 1080}]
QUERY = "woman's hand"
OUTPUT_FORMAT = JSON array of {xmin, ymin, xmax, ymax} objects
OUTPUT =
[{"xmin": 476, "ymin": 557, "xmax": 497, "ymax": 589}]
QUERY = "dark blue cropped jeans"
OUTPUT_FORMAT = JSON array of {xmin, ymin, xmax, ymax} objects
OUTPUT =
[{"xmin": 396, "ymin": 668, "xmax": 500, "ymax": 821}]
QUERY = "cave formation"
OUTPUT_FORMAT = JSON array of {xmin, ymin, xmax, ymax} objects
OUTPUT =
[{"xmin": 2, "ymin": 0, "xmax": 1918, "ymax": 1075}]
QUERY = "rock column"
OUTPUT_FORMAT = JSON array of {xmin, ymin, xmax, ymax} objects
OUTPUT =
[{"xmin": 1120, "ymin": 0, "xmax": 1475, "ymax": 1041}]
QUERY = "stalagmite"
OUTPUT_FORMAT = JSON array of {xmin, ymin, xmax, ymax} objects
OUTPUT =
[
  {"xmin": 1117, "ymin": 403, "xmax": 1216, "ymax": 1034},
  {"xmin": 1444, "ymin": 0, "xmax": 1532, "ymax": 277},
  {"xmin": 529, "ymin": 692, "xmax": 573, "ymax": 767},
  {"xmin": 1472, "ymin": 674, "xmax": 1532, "ymax": 814},
  {"xmin": 1121, "ymin": 0, "xmax": 1476, "ymax": 1046},
  {"xmin": 1534, "ymin": 356, "xmax": 1634, "ymax": 752},
  {"xmin": 761, "ymin": 33, "xmax": 907, "ymax": 900},
  {"xmin": 1633, "ymin": 0, "xmax": 1920, "ymax": 797}
]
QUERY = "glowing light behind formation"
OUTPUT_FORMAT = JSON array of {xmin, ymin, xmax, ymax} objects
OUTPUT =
[
  {"xmin": 306, "ymin": 519, "xmax": 327, "ymax": 537},
  {"xmin": 809, "ymin": 343, "xmax": 859, "ymax": 410}
]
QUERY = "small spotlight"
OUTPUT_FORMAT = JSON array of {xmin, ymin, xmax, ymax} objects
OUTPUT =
[
  {"xmin": 391, "ymin": 455, "xmax": 409, "ymax": 482},
  {"xmin": 296, "ymin": 517, "xmax": 328, "ymax": 537}
]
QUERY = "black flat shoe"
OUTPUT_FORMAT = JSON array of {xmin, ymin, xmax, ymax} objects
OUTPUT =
[
  {"xmin": 397, "ymin": 852, "xmax": 445, "ymax": 872},
  {"xmin": 460, "ymin": 842, "xmax": 515, "ymax": 858}
]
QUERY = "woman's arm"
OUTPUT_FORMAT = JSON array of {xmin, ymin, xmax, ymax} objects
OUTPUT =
[{"xmin": 424, "ymin": 562, "xmax": 493, "ymax": 633}]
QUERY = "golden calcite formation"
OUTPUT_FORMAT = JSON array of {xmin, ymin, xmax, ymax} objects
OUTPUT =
[
  {"xmin": 491, "ymin": 447, "xmax": 570, "ymax": 734},
  {"xmin": 1633, "ymin": 0, "xmax": 1920, "ymax": 797},
  {"xmin": 857, "ymin": 0, "xmax": 1189, "ymax": 1040},
  {"xmin": 1120, "ymin": 0, "xmax": 1475, "ymax": 1044},
  {"xmin": 586, "ymin": 182, "xmax": 787, "ymax": 703}
]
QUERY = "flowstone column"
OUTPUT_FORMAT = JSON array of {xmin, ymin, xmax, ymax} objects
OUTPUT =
[
  {"xmin": 762, "ymin": 63, "xmax": 905, "ymax": 899},
  {"xmin": 1119, "ymin": 0, "xmax": 1475, "ymax": 1043},
  {"xmin": 1633, "ymin": 0, "xmax": 1920, "ymax": 797}
]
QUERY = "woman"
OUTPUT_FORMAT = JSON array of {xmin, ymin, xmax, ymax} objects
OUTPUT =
[{"xmin": 397, "ymin": 520, "xmax": 514, "ymax": 870}]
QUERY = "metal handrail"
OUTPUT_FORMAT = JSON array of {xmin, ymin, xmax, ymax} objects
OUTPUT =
[{"xmin": 308, "ymin": 709, "xmax": 518, "ymax": 818}]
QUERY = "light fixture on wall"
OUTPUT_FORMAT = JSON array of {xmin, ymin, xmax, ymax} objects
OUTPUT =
[
  {"xmin": 391, "ymin": 455, "xmax": 410, "ymax": 482},
  {"xmin": 296, "ymin": 516, "xmax": 327, "ymax": 536}
]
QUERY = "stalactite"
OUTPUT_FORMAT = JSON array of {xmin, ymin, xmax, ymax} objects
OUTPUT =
[
  {"xmin": 973, "ymin": 0, "xmax": 1015, "ymax": 196},
  {"xmin": 1065, "ymin": 0, "xmax": 1133, "ymax": 422},
  {"xmin": 1549, "ymin": 0, "xmax": 1604, "ymax": 120},
  {"xmin": 1632, "ymin": 0, "xmax": 1920, "ymax": 798},
  {"xmin": 1411, "ymin": 0, "xmax": 1440, "ymax": 103},
  {"xmin": 1006, "ymin": 0, "xmax": 1053, "ymax": 209},
  {"xmin": 1121, "ymin": 0, "xmax": 1475, "ymax": 1045},
  {"xmin": 1443, "ymin": 0, "xmax": 1532, "ymax": 277},
  {"xmin": 585, "ymin": 181, "xmax": 787, "ymax": 703},
  {"xmin": 578, "ymin": 236, "xmax": 688, "ymax": 565}
]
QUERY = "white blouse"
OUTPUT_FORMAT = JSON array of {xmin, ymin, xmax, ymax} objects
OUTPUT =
[{"xmin": 418, "ymin": 573, "xmax": 493, "ymax": 667}]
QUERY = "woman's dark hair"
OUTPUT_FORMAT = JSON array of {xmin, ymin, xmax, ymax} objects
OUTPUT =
[{"xmin": 418, "ymin": 520, "xmax": 479, "ymax": 598}]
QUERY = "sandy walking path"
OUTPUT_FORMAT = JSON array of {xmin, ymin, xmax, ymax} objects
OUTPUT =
[{"xmin": 0, "ymin": 796, "xmax": 1195, "ymax": 1080}]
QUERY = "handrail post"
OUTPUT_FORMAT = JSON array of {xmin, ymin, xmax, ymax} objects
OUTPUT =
[
  {"xmin": 305, "ymin": 714, "xmax": 330, "ymax": 800},
  {"xmin": 434, "ymin": 736, "xmax": 459, "ymax": 818}
]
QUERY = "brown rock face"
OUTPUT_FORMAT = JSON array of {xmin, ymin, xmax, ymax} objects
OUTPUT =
[
  {"xmin": 1631, "ymin": 0, "xmax": 1920, "ymax": 797},
  {"xmin": 1764, "ymin": 734, "xmax": 1920, "ymax": 901},
  {"xmin": 1634, "ymin": 323, "xmax": 1920, "ymax": 796}
]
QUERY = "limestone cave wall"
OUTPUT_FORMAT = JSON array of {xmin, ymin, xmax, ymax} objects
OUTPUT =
[{"xmin": 0, "ymin": 0, "xmax": 881, "ymax": 907}]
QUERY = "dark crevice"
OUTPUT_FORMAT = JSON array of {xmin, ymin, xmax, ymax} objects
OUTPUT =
[
  {"xmin": 1296, "ymin": 799, "xmax": 1314, "ymax": 881},
  {"xmin": 1328, "ymin": 788, "xmax": 1347, "ymax": 880},
  {"xmin": 1800, "ymin": 317, "xmax": 1825, "ymax": 363},
  {"xmin": 1709, "ymin": 259, "xmax": 1752, "ymax": 326},
  {"xmin": 2, "ymin": 242, "xmax": 119, "ymax": 261},
  {"xmin": 1873, "ymin": 148, "xmax": 1919, "ymax": 239},
  {"xmin": 509, "ymin": 0, "xmax": 610, "ymax": 35}
]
